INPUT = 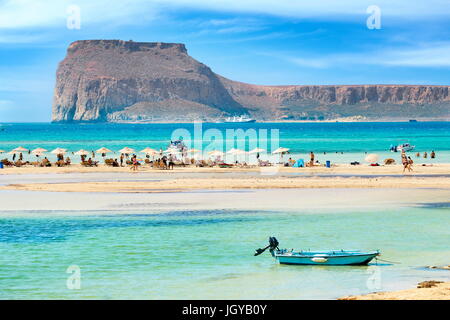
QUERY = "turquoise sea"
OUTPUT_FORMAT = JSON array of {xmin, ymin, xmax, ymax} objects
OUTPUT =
[
  {"xmin": 0, "ymin": 122, "xmax": 449, "ymax": 299},
  {"xmin": 0, "ymin": 200, "xmax": 449, "ymax": 299},
  {"xmin": 1, "ymin": 122, "xmax": 449, "ymax": 163}
]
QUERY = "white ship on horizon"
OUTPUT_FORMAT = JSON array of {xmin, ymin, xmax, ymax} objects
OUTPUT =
[{"xmin": 224, "ymin": 115, "xmax": 256, "ymax": 123}]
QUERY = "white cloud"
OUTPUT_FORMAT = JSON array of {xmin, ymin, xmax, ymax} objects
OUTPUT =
[
  {"xmin": 266, "ymin": 42, "xmax": 450, "ymax": 69},
  {"xmin": 0, "ymin": 0, "xmax": 449, "ymax": 30},
  {"xmin": 0, "ymin": 100, "xmax": 13, "ymax": 108}
]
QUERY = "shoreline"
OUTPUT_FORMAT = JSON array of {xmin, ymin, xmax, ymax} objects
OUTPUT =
[
  {"xmin": 340, "ymin": 281, "xmax": 450, "ymax": 300},
  {"xmin": 2, "ymin": 164, "xmax": 450, "ymax": 193},
  {"xmin": 1, "ymin": 163, "xmax": 449, "ymax": 175},
  {"xmin": 2, "ymin": 119, "xmax": 449, "ymax": 124}
]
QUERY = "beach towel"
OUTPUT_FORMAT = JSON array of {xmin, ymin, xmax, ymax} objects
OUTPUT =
[{"xmin": 293, "ymin": 159, "xmax": 304, "ymax": 167}]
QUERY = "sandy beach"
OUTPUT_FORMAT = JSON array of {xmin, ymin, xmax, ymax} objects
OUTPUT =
[
  {"xmin": 1, "ymin": 163, "xmax": 450, "ymax": 193},
  {"xmin": 341, "ymin": 281, "xmax": 450, "ymax": 300},
  {"xmin": 1, "ymin": 163, "xmax": 449, "ymax": 176}
]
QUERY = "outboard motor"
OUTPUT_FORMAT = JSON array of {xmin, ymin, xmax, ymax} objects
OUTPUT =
[{"xmin": 254, "ymin": 236, "xmax": 279, "ymax": 256}]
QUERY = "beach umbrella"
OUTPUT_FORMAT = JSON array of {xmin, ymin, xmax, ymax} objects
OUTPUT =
[
  {"xmin": 51, "ymin": 148, "xmax": 67, "ymax": 154},
  {"xmin": 365, "ymin": 153, "xmax": 379, "ymax": 164},
  {"xmin": 164, "ymin": 147, "xmax": 179, "ymax": 154},
  {"xmin": 272, "ymin": 147, "xmax": 290, "ymax": 154},
  {"xmin": 0, "ymin": 150, "xmax": 5, "ymax": 153},
  {"xmin": 207, "ymin": 150, "xmax": 224, "ymax": 157},
  {"xmin": 74, "ymin": 149, "xmax": 90, "ymax": 156},
  {"xmin": 140, "ymin": 147, "xmax": 158, "ymax": 154},
  {"xmin": 12, "ymin": 146, "xmax": 28, "ymax": 152},
  {"xmin": 31, "ymin": 148, "xmax": 47, "ymax": 157},
  {"xmin": 272, "ymin": 147, "xmax": 290, "ymax": 163},
  {"xmin": 31, "ymin": 148, "xmax": 47, "ymax": 154},
  {"xmin": 96, "ymin": 147, "xmax": 113, "ymax": 154},
  {"xmin": 119, "ymin": 147, "xmax": 135, "ymax": 154},
  {"xmin": 249, "ymin": 148, "xmax": 266, "ymax": 154},
  {"xmin": 187, "ymin": 148, "xmax": 201, "ymax": 153},
  {"xmin": 230, "ymin": 149, "xmax": 247, "ymax": 155}
]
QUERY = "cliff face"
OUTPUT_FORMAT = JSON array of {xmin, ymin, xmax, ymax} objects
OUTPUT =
[{"xmin": 52, "ymin": 40, "xmax": 450, "ymax": 122}]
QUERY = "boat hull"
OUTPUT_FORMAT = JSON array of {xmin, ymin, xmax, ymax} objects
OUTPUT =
[{"xmin": 275, "ymin": 252, "xmax": 379, "ymax": 266}]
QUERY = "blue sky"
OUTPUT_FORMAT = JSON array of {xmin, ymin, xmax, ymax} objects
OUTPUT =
[{"xmin": 0, "ymin": 0, "xmax": 449, "ymax": 122}]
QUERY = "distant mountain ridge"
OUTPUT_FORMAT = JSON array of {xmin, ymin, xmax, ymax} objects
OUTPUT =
[{"xmin": 52, "ymin": 40, "xmax": 450, "ymax": 122}]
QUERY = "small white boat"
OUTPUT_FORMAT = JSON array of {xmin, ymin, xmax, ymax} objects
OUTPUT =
[
  {"xmin": 255, "ymin": 237, "xmax": 380, "ymax": 266},
  {"xmin": 390, "ymin": 143, "xmax": 415, "ymax": 152},
  {"xmin": 224, "ymin": 115, "xmax": 256, "ymax": 123}
]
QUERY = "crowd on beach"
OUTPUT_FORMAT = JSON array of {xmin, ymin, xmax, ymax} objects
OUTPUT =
[{"xmin": 0, "ymin": 143, "xmax": 438, "ymax": 172}]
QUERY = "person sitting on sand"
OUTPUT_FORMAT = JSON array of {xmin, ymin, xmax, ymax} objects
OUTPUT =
[
  {"xmin": 65, "ymin": 157, "xmax": 71, "ymax": 165},
  {"xmin": 132, "ymin": 157, "xmax": 138, "ymax": 171},
  {"xmin": 42, "ymin": 157, "xmax": 51, "ymax": 167}
]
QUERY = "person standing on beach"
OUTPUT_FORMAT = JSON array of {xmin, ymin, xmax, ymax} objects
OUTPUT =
[
  {"xmin": 120, "ymin": 154, "xmax": 124, "ymax": 167},
  {"xmin": 431, "ymin": 151, "xmax": 436, "ymax": 159},
  {"xmin": 401, "ymin": 150, "xmax": 408, "ymax": 173},
  {"xmin": 309, "ymin": 152, "xmax": 315, "ymax": 167},
  {"xmin": 407, "ymin": 156, "xmax": 414, "ymax": 172},
  {"xmin": 424, "ymin": 152, "xmax": 428, "ymax": 158}
]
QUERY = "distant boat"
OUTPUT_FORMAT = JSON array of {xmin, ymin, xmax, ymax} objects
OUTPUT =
[
  {"xmin": 390, "ymin": 143, "xmax": 415, "ymax": 152},
  {"xmin": 409, "ymin": 119, "xmax": 418, "ymax": 122},
  {"xmin": 224, "ymin": 115, "xmax": 256, "ymax": 123},
  {"xmin": 255, "ymin": 237, "xmax": 380, "ymax": 266}
]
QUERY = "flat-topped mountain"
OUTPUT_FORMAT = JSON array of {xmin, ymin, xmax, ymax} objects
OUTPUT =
[{"xmin": 52, "ymin": 40, "xmax": 450, "ymax": 122}]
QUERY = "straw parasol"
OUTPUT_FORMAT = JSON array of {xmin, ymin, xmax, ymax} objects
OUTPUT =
[
  {"xmin": 140, "ymin": 147, "xmax": 158, "ymax": 154},
  {"xmin": 119, "ymin": 147, "xmax": 135, "ymax": 154},
  {"xmin": 365, "ymin": 154, "xmax": 379, "ymax": 164},
  {"xmin": 96, "ymin": 147, "xmax": 113, "ymax": 154},
  {"xmin": 31, "ymin": 148, "xmax": 47, "ymax": 157},
  {"xmin": 227, "ymin": 148, "xmax": 247, "ymax": 156},
  {"xmin": 164, "ymin": 147, "xmax": 179, "ymax": 154},
  {"xmin": 12, "ymin": 146, "xmax": 28, "ymax": 152},
  {"xmin": 249, "ymin": 148, "xmax": 266, "ymax": 154},
  {"xmin": 31, "ymin": 148, "xmax": 48, "ymax": 154},
  {"xmin": 272, "ymin": 147, "xmax": 290, "ymax": 154},
  {"xmin": 187, "ymin": 148, "xmax": 201, "ymax": 153},
  {"xmin": 74, "ymin": 149, "xmax": 90, "ymax": 156},
  {"xmin": 207, "ymin": 150, "xmax": 224, "ymax": 157},
  {"xmin": 51, "ymin": 148, "xmax": 67, "ymax": 154}
]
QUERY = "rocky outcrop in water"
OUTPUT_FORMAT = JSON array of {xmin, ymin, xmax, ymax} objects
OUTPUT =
[{"xmin": 52, "ymin": 40, "xmax": 450, "ymax": 122}]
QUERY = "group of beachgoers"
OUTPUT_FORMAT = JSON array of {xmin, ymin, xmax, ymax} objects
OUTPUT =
[{"xmin": 0, "ymin": 144, "xmax": 438, "ymax": 171}]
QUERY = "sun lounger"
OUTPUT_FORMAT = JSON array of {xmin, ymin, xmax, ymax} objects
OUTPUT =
[{"xmin": 218, "ymin": 163, "xmax": 233, "ymax": 168}]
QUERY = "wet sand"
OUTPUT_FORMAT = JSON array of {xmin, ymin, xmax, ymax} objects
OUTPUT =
[
  {"xmin": 1, "ymin": 163, "xmax": 449, "ymax": 176},
  {"xmin": 341, "ymin": 281, "xmax": 450, "ymax": 300},
  {"xmin": 1, "ymin": 163, "xmax": 450, "ymax": 193},
  {"xmin": 2, "ymin": 175, "xmax": 450, "ymax": 193}
]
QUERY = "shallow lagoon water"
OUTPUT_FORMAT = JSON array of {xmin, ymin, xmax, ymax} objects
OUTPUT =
[{"xmin": 1, "ymin": 202, "xmax": 449, "ymax": 299}]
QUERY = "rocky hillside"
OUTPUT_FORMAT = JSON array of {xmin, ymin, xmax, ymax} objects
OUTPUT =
[{"xmin": 52, "ymin": 40, "xmax": 450, "ymax": 122}]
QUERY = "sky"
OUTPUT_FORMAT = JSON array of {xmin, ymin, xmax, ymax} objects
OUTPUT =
[{"xmin": 0, "ymin": 0, "xmax": 449, "ymax": 122}]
